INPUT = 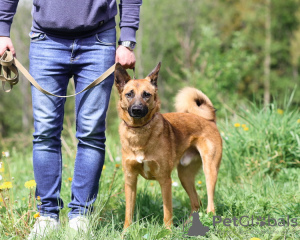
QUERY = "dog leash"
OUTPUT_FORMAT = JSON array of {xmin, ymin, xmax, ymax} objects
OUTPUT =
[
  {"xmin": 0, "ymin": 51, "xmax": 19, "ymax": 92},
  {"xmin": 0, "ymin": 50, "xmax": 116, "ymax": 98},
  {"xmin": 132, "ymin": 67, "xmax": 136, "ymax": 80}
]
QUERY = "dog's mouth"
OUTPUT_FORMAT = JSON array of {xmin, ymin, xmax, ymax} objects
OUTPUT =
[{"xmin": 128, "ymin": 105, "xmax": 149, "ymax": 119}]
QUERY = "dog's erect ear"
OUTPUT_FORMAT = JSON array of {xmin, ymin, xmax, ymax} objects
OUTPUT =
[
  {"xmin": 146, "ymin": 62, "xmax": 161, "ymax": 87},
  {"xmin": 115, "ymin": 63, "xmax": 131, "ymax": 93}
]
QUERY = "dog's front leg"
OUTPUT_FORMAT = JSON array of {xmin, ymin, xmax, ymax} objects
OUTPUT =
[
  {"xmin": 124, "ymin": 171, "xmax": 138, "ymax": 229},
  {"xmin": 158, "ymin": 177, "xmax": 173, "ymax": 228}
]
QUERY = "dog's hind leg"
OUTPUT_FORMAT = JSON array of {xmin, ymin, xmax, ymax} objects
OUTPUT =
[
  {"xmin": 177, "ymin": 147, "xmax": 202, "ymax": 214},
  {"xmin": 196, "ymin": 138, "xmax": 222, "ymax": 214}
]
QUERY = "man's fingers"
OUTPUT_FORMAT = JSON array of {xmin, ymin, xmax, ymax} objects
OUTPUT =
[
  {"xmin": 0, "ymin": 47, "xmax": 16, "ymax": 57},
  {"xmin": 0, "ymin": 48, "xmax": 6, "ymax": 56},
  {"xmin": 0, "ymin": 37, "xmax": 16, "ymax": 57},
  {"xmin": 8, "ymin": 45, "xmax": 16, "ymax": 57},
  {"xmin": 117, "ymin": 60, "xmax": 135, "ymax": 69},
  {"xmin": 115, "ymin": 45, "xmax": 136, "ymax": 69},
  {"xmin": 118, "ymin": 59, "xmax": 135, "ymax": 69}
]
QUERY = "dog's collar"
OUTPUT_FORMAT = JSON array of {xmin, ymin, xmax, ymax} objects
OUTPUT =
[{"xmin": 123, "ymin": 114, "xmax": 157, "ymax": 129}]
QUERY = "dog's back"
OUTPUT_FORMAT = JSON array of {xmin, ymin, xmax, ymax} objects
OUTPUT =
[{"xmin": 174, "ymin": 87, "xmax": 216, "ymax": 122}]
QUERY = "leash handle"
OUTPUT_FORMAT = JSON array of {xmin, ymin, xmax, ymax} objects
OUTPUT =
[
  {"xmin": 0, "ymin": 50, "xmax": 116, "ymax": 98},
  {"xmin": 0, "ymin": 51, "xmax": 19, "ymax": 92}
]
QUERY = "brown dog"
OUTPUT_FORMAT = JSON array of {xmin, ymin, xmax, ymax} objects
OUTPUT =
[{"xmin": 114, "ymin": 62, "xmax": 222, "ymax": 229}]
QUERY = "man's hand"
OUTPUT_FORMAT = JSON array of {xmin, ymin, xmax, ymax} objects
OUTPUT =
[
  {"xmin": 0, "ymin": 37, "xmax": 16, "ymax": 57},
  {"xmin": 115, "ymin": 45, "xmax": 135, "ymax": 69}
]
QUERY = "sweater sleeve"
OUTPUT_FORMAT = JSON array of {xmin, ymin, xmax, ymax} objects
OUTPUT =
[
  {"xmin": 0, "ymin": 0, "xmax": 19, "ymax": 37},
  {"xmin": 118, "ymin": 0, "xmax": 142, "ymax": 43}
]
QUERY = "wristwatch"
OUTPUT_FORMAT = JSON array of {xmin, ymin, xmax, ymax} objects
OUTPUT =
[{"xmin": 119, "ymin": 41, "xmax": 136, "ymax": 51}]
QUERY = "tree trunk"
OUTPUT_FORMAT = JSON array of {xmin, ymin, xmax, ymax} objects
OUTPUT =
[
  {"xmin": 293, "ymin": 66, "xmax": 298, "ymax": 81},
  {"xmin": 264, "ymin": 0, "xmax": 271, "ymax": 107},
  {"xmin": 21, "ymin": 75, "xmax": 30, "ymax": 132},
  {"xmin": 136, "ymin": 19, "xmax": 144, "ymax": 79}
]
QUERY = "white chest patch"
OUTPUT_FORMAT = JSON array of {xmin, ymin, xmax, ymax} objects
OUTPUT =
[{"xmin": 136, "ymin": 155, "xmax": 144, "ymax": 163}]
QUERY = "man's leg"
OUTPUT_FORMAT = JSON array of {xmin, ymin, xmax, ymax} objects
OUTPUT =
[
  {"xmin": 67, "ymin": 28, "xmax": 116, "ymax": 218},
  {"xmin": 29, "ymin": 32, "xmax": 72, "ymax": 219}
]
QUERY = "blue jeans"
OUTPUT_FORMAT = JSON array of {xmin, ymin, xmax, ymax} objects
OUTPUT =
[{"xmin": 29, "ymin": 28, "xmax": 116, "ymax": 219}]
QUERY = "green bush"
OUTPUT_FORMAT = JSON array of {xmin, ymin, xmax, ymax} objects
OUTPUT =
[{"xmin": 220, "ymin": 96, "xmax": 300, "ymax": 179}]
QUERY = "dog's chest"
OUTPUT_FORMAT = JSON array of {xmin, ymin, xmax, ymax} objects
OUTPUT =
[{"xmin": 125, "ymin": 152, "xmax": 158, "ymax": 180}]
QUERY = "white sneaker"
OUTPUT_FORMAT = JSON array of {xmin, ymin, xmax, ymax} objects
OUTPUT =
[
  {"xmin": 28, "ymin": 216, "xmax": 60, "ymax": 239},
  {"xmin": 69, "ymin": 216, "xmax": 89, "ymax": 233}
]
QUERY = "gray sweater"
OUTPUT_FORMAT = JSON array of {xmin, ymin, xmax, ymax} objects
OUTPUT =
[{"xmin": 0, "ymin": 0, "xmax": 142, "ymax": 41}]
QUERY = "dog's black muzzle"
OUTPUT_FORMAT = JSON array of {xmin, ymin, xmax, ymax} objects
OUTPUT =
[{"xmin": 129, "ymin": 105, "xmax": 148, "ymax": 119}]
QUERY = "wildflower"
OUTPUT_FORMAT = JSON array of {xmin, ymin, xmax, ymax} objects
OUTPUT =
[
  {"xmin": 198, "ymin": 181, "xmax": 202, "ymax": 184},
  {"xmin": 250, "ymin": 238, "xmax": 261, "ymax": 240},
  {"xmin": 36, "ymin": 196, "xmax": 41, "ymax": 201},
  {"xmin": 242, "ymin": 124, "xmax": 246, "ymax": 128},
  {"xmin": 243, "ymin": 127, "xmax": 249, "ymax": 131},
  {"xmin": 115, "ymin": 156, "xmax": 121, "ymax": 162},
  {"xmin": 297, "ymin": 119, "xmax": 300, "ymax": 124},
  {"xmin": 115, "ymin": 164, "xmax": 120, "ymax": 168},
  {"xmin": 0, "ymin": 175, "xmax": 2, "ymax": 181},
  {"xmin": 22, "ymin": 197, "xmax": 26, "ymax": 201},
  {"xmin": 0, "ymin": 181, "xmax": 12, "ymax": 190},
  {"xmin": 24, "ymin": 180, "xmax": 36, "ymax": 189},
  {"xmin": 172, "ymin": 181, "xmax": 179, "ymax": 187},
  {"xmin": 1, "ymin": 151, "xmax": 9, "ymax": 157},
  {"xmin": 0, "ymin": 162, "xmax": 4, "ymax": 173},
  {"xmin": 68, "ymin": 177, "xmax": 72, "ymax": 182},
  {"xmin": 150, "ymin": 182, "xmax": 154, "ymax": 186},
  {"xmin": 234, "ymin": 123, "xmax": 240, "ymax": 127},
  {"xmin": 0, "ymin": 198, "xmax": 3, "ymax": 202},
  {"xmin": 33, "ymin": 212, "xmax": 40, "ymax": 219},
  {"xmin": 103, "ymin": 165, "xmax": 106, "ymax": 170},
  {"xmin": 277, "ymin": 109, "xmax": 284, "ymax": 115}
]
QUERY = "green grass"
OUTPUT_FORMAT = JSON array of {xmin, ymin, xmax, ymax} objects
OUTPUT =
[{"xmin": 0, "ymin": 101, "xmax": 299, "ymax": 239}]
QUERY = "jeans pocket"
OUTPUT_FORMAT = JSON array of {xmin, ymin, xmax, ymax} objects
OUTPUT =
[
  {"xmin": 29, "ymin": 32, "xmax": 47, "ymax": 42},
  {"xmin": 95, "ymin": 28, "xmax": 116, "ymax": 46}
]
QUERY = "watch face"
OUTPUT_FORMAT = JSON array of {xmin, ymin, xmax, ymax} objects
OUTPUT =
[{"xmin": 129, "ymin": 42, "xmax": 135, "ymax": 49}]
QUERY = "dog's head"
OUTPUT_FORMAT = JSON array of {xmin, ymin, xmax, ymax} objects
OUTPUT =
[{"xmin": 115, "ymin": 62, "xmax": 161, "ymax": 126}]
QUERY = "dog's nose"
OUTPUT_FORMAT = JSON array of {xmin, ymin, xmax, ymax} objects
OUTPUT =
[
  {"xmin": 131, "ymin": 106, "xmax": 143, "ymax": 115},
  {"xmin": 129, "ymin": 104, "xmax": 148, "ymax": 118}
]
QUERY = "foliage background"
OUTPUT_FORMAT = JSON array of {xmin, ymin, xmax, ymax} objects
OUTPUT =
[
  {"xmin": 0, "ymin": 1, "xmax": 300, "ymax": 239},
  {"xmin": 0, "ymin": 0, "xmax": 299, "ymax": 137}
]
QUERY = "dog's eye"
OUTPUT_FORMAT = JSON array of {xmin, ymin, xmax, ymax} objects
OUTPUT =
[
  {"xmin": 142, "ymin": 91, "xmax": 152, "ymax": 98},
  {"xmin": 125, "ymin": 90, "xmax": 134, "ymax": 98}
]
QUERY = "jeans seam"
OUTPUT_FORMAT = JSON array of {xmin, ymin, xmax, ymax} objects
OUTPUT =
[{"xmin": 57, "ymin": 144, "xmax": 62, "ymax": 213}]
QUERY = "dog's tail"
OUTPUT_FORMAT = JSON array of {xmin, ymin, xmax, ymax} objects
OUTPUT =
[{"xmin": 175, "ymin": 87, "xmax": 216, "ymax": 122}]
